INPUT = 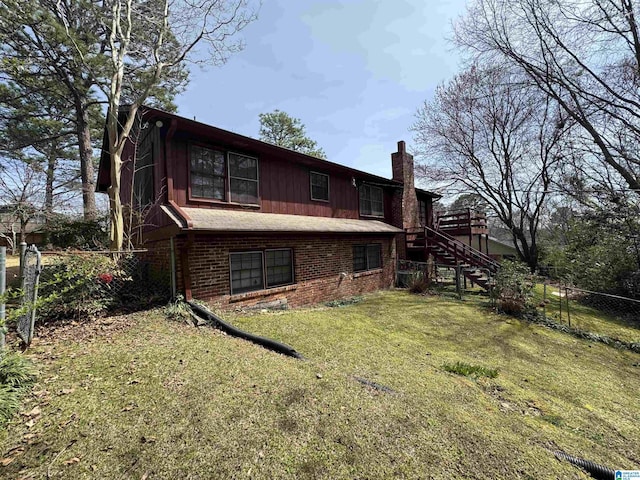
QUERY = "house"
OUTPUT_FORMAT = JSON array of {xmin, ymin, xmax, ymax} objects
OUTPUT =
[
  {"xmin": 97, "ymin": 107, "xmax": 440, "ymax": 308},
  {"xmin": 0, "ymin": 206, "xmax": 46, "ymax": 250}
]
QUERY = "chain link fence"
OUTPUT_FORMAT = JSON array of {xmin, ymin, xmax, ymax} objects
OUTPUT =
[
  {"xmin": 37, "ymin": 250, "xmax": 171, "ymax": 320},
  {"xmin": 535, "ymin": 280, "xmax": 640, "ymax": 347},
  {"xmin": 538, "ymin": 281, "xmax": 640, "ymax": 325}
]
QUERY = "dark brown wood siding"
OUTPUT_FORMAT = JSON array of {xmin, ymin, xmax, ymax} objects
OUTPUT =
[{"xmin": 169, "ymin": 136, "xmax": 395, "ymax": 222}]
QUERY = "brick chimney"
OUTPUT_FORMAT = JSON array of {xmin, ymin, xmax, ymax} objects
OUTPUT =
[{"xmin": 391, "ymin": 141, "xmax": 419, "ymax": 230}]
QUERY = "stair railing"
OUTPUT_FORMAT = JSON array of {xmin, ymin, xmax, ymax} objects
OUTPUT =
[{"xmin": 425, "ymin": 226, "xmax": 499, "ymax": 273}]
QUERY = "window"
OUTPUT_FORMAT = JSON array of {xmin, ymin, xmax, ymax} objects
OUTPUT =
[
  {"xmin": 134, "ymin": 143, "xmax": 154, "ymax": 208},
  {"xmin": 266, "ymin": 249, "xmax": 294, "ymax": 287},
  {"xmin": 353, "ymin": 244, "xmax": 382, "ymax": 272},
  {"xmin": 190, "ymin": 145, "xmax": 226, "ymax": 200},
  {"xmin": 230, "ymin": 249, "xmax": 294, "ymax": 294},
  {"xmin": 310, "ymin": 171, "xmax": 329, "ymax": 201},
  {"xmin": 359, "ymin": 184, "xmax": 384, "ymax": 217},
  {"xmin": 419, "ymin": 199, "xmax": 426, "ymax": 226},
  {"xmin": 189, "ymin": 145, "xmax": 259, "ymax": 204},
  {"xmin": 230, "ymin": 252, "xmax": 263, "ymax": 294},
  {"xmin": 229, "ymin": 152, "xmax": 259, "ymax": 204}
]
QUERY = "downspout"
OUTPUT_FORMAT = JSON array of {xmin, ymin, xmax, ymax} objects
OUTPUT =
[
  {"xmin": 163, "ymin": 118, "xmax": 193, "ymax": 300},
  {"xmin": 188, "ymin": 301, "xmax": 304, "ymax": 360},
  {"xmin": 182, "ymin": 232, "xmax": 194, "ymax": 301},
  {"xmin": 169, "ymin": 237, "xmax": 177, "ymax": 299}
]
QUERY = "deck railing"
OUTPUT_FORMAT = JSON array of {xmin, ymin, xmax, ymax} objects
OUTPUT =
[{"xmin": 434, "ymin": 209, "xmax": 488, "ymax": 233}]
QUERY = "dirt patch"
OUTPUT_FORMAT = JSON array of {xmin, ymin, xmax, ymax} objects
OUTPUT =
[{"xmin": 32, "ymin": 313, "xmax": 141, "ymax": 348}]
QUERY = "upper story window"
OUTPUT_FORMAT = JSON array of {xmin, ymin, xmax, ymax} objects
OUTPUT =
[
  {"xmin": 190, "ymin": 145, "xmax": 226, "ymax": 200},
  {"xmin": 229, "ymin": 153, "xmax": 259, "ymax": 204},
  {"xmin": 310, "ymin": 171, "xmax": 329, "ymax": 202},
  {"xmin": 359, "ymin": 184, "xmax": 384, "ymax": 217},
  {"xmin": 190, "ymin": 145, "xmax": 258, "ymax": 205}
]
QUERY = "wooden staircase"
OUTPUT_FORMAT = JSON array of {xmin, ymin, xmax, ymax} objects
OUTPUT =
[{"xmin": 405, "ymin": 225, "xmax": 500, "ymax": 291}]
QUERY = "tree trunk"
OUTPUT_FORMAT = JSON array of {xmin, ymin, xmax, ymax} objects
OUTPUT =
[
  {"xmin": 108, "ymin": 151, "xmax": 123, "ymax": 252},
  {"xmin": 45, "ymin": 145, "xmax": 55, "ymax": 221},
  {"xmin": 75, "ymin": 98, "xmax": 97, "ymax": 220}
]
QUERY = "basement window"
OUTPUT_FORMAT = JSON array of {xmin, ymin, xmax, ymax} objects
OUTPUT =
[
  {"xmin": 353, "ymin": 244, "xmax": 382, "ymax": 272},
  {"xmin": 230, "ymin": 249, "xmax": 294, "ymax": 294}
]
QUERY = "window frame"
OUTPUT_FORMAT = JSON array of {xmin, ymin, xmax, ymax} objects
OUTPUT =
[
  {"xmin": 229, "ymin": 248, "xmax": 295, "ymax": 295},
  {"xmin": 228, "ymin": 150, "xmax": 260, "ymax": 205},
  {"xmin": 310, "ymin": 171, "xmax": 330, "ymax": 202},
  {"xmin": 353, "ymin": 243, "xmax": 383, "ymax": 273},
  {"xmin": 229, "ymin": 250, "xmax": 265, "ymax": 295},
  {"xmin": 265, "ymin": 248, "xmax": 295, "ymax": 288},
  {"xmin": 359, "ymin": 184, "xmax": 384, "ymax": 218},
  {"xmin": 188, "ymin": 143, "xmax": 227, "ymax": 202},
  {"xmin": 187, "ymin": 143, "xmax": 260, "ymax": 206}
]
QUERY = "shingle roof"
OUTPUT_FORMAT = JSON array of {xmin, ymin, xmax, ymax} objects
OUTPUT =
[{"xmin": 162, "ymin": 206, "xmax": 403, "ymax": 234}]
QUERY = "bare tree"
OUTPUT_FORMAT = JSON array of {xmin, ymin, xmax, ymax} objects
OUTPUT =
[
  {"xmin": 455, "ymin": 0, "xmax": 640, "ymax": 194},
  {"xmin": 412, "ymin": 65, "xmax": 567, "ymax": 271},
  {"xmin": 88, "ymin": 0, "xmax": 257, "ymax": 250}
]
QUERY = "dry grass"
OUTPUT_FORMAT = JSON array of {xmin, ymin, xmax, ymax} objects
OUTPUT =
[{"xmin": 1, "ymin": 291, "xmax": 638, "ymax": 479}]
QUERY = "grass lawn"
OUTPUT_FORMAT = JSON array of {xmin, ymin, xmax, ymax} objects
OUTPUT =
[
  {"xmin": 533, "ymin": 284, "xmax": 640, "ymax": 345},
  {"xmin": 1, "ymin": 290, "xmax": 639, "ymax": 479}
]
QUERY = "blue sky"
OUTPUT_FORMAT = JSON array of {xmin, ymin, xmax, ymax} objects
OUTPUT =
[{"xmin": 176, "ymin": 0, "xmax": 467, "ymax": 180}]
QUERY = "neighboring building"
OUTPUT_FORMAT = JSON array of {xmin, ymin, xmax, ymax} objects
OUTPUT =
[
  {"xmin": 97, "ymin": 107, "xmax": 440, "ymax": 308},
  {"xmin": 0, "ymin": 206, "xmax": 46, "ymax": 250}
]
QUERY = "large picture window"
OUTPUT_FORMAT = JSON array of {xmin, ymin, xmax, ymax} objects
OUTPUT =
[
  {"xmin": 359, "ymin": 184, "xmax": 384, "ymax": 217},
  {"xmin": 230, "ymin": 249, "xmax": 294, "ymax": 294},
  {"xmin": 189, "ymin": 145, "xmax": 258, "ymax": 205},
  {"xmin": 353, "ymin": 244, "xmax": 382, "ymax": 272},
  {"xmin": 310, "ymin": 171, "xmax": 329, "ymax": 201}
]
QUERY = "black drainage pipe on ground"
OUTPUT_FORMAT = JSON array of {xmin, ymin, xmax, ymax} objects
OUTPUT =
[
  {"xmin": 187, "ymin": 301, "xmax": 304, "ymax": 360},
  {"xmin": 554, "ymin": 451, "xmax": 615, "ymax": 480}
]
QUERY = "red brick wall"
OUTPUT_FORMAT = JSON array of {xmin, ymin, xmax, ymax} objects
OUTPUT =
[{"xmin": 163, "ymin": 233, "xmax": 396, "ymax": 309}]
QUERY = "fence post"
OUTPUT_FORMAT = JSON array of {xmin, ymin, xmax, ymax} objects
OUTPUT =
[
  {"xmin": 0, "ymin": 246, "xmax": 5, "ymax": 349},
  {"xmin": 558, "ymin": 283, "xmax": 562, "ymax": 323},
  {"xmin": 455, "ymin": 265, "xmax": 462, "ymax": 299},
  {"xmin": 542, "ymin": 282, "xmax": 547, "ymax": 318},
  {"xmin": 18, "ymin": 241, "xmax": 27, "ymax": 285},
  {"xmin": 565, "ymin": 286, "xmax": 571, "ymax": 327}
]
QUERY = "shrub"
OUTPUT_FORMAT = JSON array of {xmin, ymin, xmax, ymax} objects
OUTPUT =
[
  {"xmin": 0, "ymin": 350, "xmax": 37, "ymax": 390},
  {"xmin": 164, "ymin": 295, "xmax": 192, "ymax": 323},
  {"xmin": 0, "ymin": 351, "xmax": 36, "ymax": 426},
  {"xmin": 38, "ymin": 254, "xmax": 120, "ymax": 321},
  {"xmin": 407, "ymin": 271, "xmax": 430, "ymax": 294},
  {"xmin": 492, "ymin": 260, "xmax": 534, "ymax": 315},
  {"xmin": 44, "ymin": 215, "xmax": 108, "ymax": 250}
]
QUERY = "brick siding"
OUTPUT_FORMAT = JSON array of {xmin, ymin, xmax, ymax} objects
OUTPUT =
[{"xmin": 142, "ymin": 234, "xmax": 396, "ymax": 309}]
